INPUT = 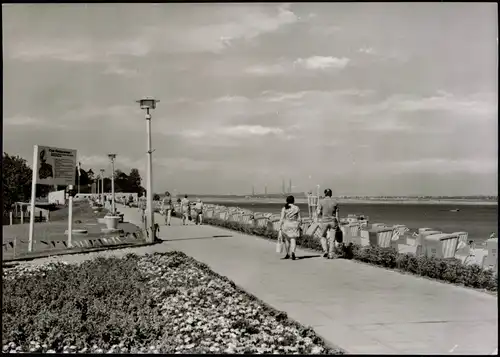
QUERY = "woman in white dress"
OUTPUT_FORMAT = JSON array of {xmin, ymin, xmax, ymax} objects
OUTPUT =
[{"xmin": 279, "ymin": 195, "xmax": 302, "ymax": 260}]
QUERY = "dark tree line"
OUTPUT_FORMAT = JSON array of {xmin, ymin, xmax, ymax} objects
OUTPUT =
[
  {"xmin": 73, "ymin": 167, "xmax": 145, "ymax": 195},
  {"xmin": 2, "ymin": 152, "xmax": 146, "ymax": 212}
]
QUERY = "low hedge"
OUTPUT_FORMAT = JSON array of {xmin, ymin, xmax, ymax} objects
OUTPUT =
[
  {"xmin": 2, "ymin": 252, "xmax": 343, "ymax": 354},
  {"xmin": 203, "ymin": 217, "xmax": 498, "ymax": 292}
]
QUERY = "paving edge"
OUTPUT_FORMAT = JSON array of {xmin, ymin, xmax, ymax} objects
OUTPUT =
[
  {"xmin": 183, "ymin": 253, "xmax": 348, "ymax": 354},
  {"xmin": 2, "ymin": 240, "xmax": 161, "ymax": 267}
]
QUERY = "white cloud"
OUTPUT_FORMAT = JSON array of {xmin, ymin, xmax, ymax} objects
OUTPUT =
[
  {"xmin": 362, "ymin": 93, "xmax": 498, "ymax": 118},
  {"xmin": 4, "ymin": 115, "xmax": 45, "ymax": 126},
  {"xmin": 178, "ymin": 125, "xmax": 287, "ymax": 141},
  {"xmin": 3, "ymin": 115, "xmax": 67, "ymax": 129},
  {"xmin": 221, "ymin": 125, "xmax": 284, "ymax": 137},
  {"xmin": 103, "ymin": 64, "xmax": 139, "ymax": 77},
  {"xmin": 309, "ymin": 25, "xmax": 341, "ymax": 36},
  {"xmin": 215, "ymin": 95, "xmax": 249, "ymax": 103},
  {"xmin": 386, "ymin": 158, "xmax": 497, "ymax": 174},
  {"xmin": 8, "ymin": 41, "xmax": 95, "ymax": 62},
  {"xmin": 294, "ymin": 56, "xmax": 350, "ymax": 70},
  {"xmin": 5, "ymin": 4, "xmax": 299, "ymax": 62},
  {"xmin": 133, "ymin": 4, "xmax": 299, "ymax": 55},
  {"xmin": 263, "ymin": 91, "xmax": 308, "ymax": 102},
  {"xmin": 358, "ymin": 47, "xmax": 375, "ymax": 54},
  {"xmin": 179, "ymin": 130, "xmax": 206, "ymax": 139},
  {"xmin": 245, "ymin": 63, "xmax": 288, "ymax": 75}
]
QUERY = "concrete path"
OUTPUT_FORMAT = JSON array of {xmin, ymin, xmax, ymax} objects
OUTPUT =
[{"xmin": 25, "ymin": 204, "xmax": 499, "ymax": 355}]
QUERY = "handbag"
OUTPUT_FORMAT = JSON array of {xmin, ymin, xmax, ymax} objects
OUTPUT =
[{"xmin": 276, "ymin": 230, "xmax": 284, "ymax": 254}]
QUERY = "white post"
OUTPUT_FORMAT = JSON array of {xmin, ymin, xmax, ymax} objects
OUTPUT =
[
  {"xmin": 20, "ymin": 209, "xmax": 24, "ymax": 224},
  {"xmin": 28, "ymin": 145, "xmax": 39, "ymax": 253},
  {"xmin": 9, "ymin": 212, "xmax": 13, "ymax": 225},
  {"xmin": 100, "ymin": 172, "xmax": 104, "ymax": 205},
  {"xmin": 146, "ymin": 109, "xmax": 154, "ymax": 242},
  {"xmin": 68, "ymin": 185, "xmax": 73, "ymax": 248},
  {"xmin": 111, "ymin": 160, "xmax": 116, "ymax": 215}
]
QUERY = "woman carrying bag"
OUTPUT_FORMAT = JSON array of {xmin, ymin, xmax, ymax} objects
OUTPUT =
[{"xmin": 278, "ymin": 195, "xmax": 302, "ymax": 260}]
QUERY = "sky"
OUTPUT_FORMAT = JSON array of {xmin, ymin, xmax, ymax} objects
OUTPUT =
[{"xmin": 2, "ymin": 3, "xmax": 498, "ymax": 196}]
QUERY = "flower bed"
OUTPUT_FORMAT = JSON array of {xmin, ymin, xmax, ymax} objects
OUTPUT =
[
  {"xmin": 203, "ymin": 217, "xmax": 498, "ymax": 292},
  {"xmin": 2, "ymin": 252, "xmax": 343, "ymax": 354}
]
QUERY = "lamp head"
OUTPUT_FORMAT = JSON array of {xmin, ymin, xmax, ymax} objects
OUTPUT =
[
  {"xmin": 137, "ymin": 97, "xmax": 159, "ymax": 110},
  {"xmin": 108, "ymin": 154, "xmax": 116, "ymax": 160}
]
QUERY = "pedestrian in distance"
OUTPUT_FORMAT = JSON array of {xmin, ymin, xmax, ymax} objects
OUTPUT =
[
  {"xmin": 162, "ymin": 193, "xmax": 173, "ymax": 226},
  {"xmin": 139, "ymin": 194, "xmax": 147, "ymax": 224},
  {"xmin": 181, "ymin": 195, "xmax": 191, "ymax": 226},
  {"xmin": 279, "ymin": 195, "xmax": 302, "ymax": 260},
  {"xmin": 316, "ymin": 188, "xmax": 341, "ymax": 259}
]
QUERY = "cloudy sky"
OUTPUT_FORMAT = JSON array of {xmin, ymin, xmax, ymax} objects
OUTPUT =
[{"xmin": 3, "ymin": 3, "xmax": 498, "ymax": 196}]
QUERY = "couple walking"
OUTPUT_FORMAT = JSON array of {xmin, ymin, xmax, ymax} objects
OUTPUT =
[
  {"xmin": 180, "ymin": 195, "xmax": 204, "ymax": 225},
  {"xmin": 161, "ymin": 194, "xmax": 204, "ymax": 225},
  {"xmin": 278, "ymin": 188, "xmax": 339, "ymax": 260}
]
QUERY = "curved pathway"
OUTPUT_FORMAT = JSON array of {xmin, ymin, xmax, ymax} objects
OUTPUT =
[{"xmin": 18, "ymin": 203, "xmax": 498, "ymax": 355}]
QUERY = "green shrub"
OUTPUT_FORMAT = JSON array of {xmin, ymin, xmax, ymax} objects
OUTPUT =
[{"xmin": 203, "ymin": 217, "xmax": 498, "ymax": 292}]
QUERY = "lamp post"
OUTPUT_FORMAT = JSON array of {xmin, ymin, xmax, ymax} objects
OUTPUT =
[
  {"xmin": 136, "ymin": 97, "xmax": 160, "ymax": 243},
  {"xmin": 100, "ymin": 169, "xmax": 105, "ymax": 205},
  {"xmin": 108, "ymin": 155, "xmax": 116, "ymax": 214},
  {"xmin": 96, "ymin": 175, "xmax": 99, "ymax": 199}
]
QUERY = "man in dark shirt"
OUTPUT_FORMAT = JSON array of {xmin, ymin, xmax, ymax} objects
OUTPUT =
[{"xmin": 316, "ymin": 188, "xmax": 340, "ymax": 259}]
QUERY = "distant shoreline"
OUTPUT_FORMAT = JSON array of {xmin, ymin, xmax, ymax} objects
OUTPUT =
[{"xmin": 199, "ymin": 197, "xmax": 498, "ymax": 206}]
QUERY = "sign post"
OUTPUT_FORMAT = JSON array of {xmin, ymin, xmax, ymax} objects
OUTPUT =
[
  {"xmin": 28, "ymin": 145, "xmax": 39, "ymax": 252},
  {"xmin": 68, "ymin": 185, "xmax": 74, "ymax": 248},
  {"xmin": 28, "ymin": 145, "xmax": 77, "ymax": 252}
]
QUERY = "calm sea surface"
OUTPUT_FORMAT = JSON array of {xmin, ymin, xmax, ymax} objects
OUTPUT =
[{"xmin": 204, "ymin": 201, "xmax": 498, "ymax": 242}]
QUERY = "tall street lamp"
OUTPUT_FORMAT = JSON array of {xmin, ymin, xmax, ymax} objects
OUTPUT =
[
  {"xmin": 136, "ymin": 97, "xmax": 159, "ymax": 243},
  {"xmin": 100, "ymin": 169, "xmax": 105, "ymax": 205},
  {"xmin": 96, "ymin": 175, "xmax": 100, "ymax": 199},
  {"xmin": 108, "ymin": 154, "xmax": 116, "ymax": 214}
]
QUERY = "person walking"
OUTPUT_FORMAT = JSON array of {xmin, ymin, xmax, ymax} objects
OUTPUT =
[
  {"xmin": 180, "ymin": 195, "xmax": 191, "ymax": 226},
  {"xmin": 279, "ymin": 195, "xmax": 302, "ymax": 260},
  {"xmin": 316, "ymin": 188, "xmax": 340, "ymax": 259},
  {"xmin": 139, "ymin": 194, "xmax": 146, "ymax": 224},
  {"xmin": 162, "ymin": 193, "xmax": 173, "ymax": 226},
  {"xmin": 194, "ymin": 198, "xmax": 204, "ymax": 225}
]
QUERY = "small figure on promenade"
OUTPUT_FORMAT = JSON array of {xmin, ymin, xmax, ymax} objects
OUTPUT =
[
  {"xmin": 279, "ymin": 195, "xmax": 302, "ymax": 260},
  {"xmin": 194, "ymin": 198, "xmax": 204, "ymax": 225},
  {"xmin": 162, "ymin": 193, "xmax": 173, "ymax": 226},
  {"xmin": 139, "ymin": 194, "xmax": 146, "ymax": 223},
  {"xmin": 181, "ymin": 195, "xmax": 191, "ymax": 226},
  {"xmin": 316, "ymin": 188, "xmax": 340, "ymax": 259}
]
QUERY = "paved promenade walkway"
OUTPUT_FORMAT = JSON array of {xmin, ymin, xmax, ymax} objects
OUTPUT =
[{"xmin": 27, "ymin": 204, "xmax": 499, "ymax": 354}]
